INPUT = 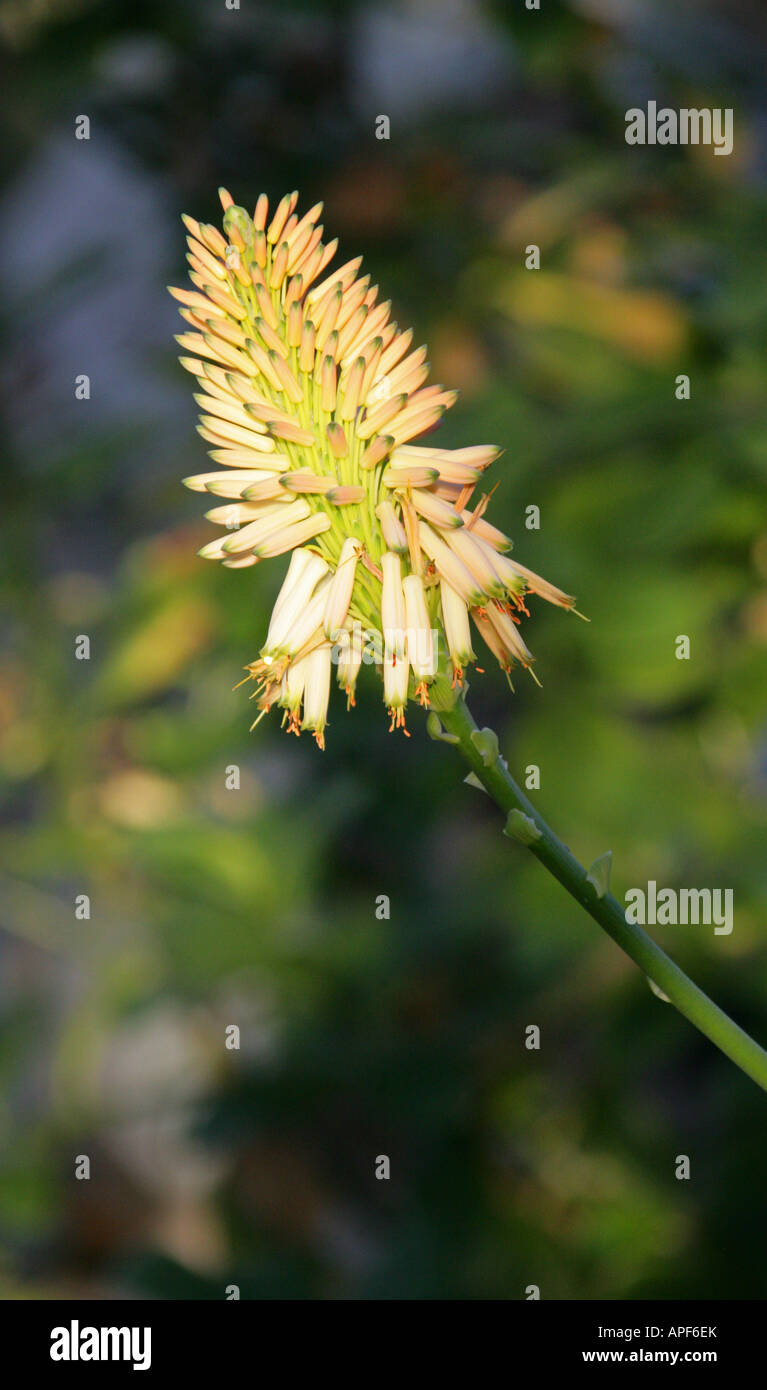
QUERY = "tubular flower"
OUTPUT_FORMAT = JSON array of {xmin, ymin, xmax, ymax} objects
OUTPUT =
[{"xmin": 172, "ymin": 189, "xmax": 578, "ymax": 744}]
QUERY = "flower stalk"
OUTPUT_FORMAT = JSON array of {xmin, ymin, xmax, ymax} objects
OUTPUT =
[
  {"xmin": 173, "ymin": 188, "xmax": 767, "ymax": 1093},
  {"xmin": 430, "ymin": 681, "xmax": 767, "ymax": 1093}
]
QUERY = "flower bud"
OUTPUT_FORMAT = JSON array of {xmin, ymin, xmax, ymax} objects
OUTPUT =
[
  {"xmin": 381, "ymin": 552, "xmax": 406, "ymax": 661},
  {"xmin": 301, "ymin": 644, "xmax": 332, "ymax": 748},
  {"xmin": 323, "ymin": 538, "xmax": 359, "ymax": 639},
  {"xmin": 402, "ymin": 574, "xmax": 436, "ymax": 685},
  {"xmin": 440, "ymin": 580, "xmax": 475, "ymax": 677}
]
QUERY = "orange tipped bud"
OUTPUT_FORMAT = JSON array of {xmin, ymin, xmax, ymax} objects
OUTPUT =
[
  {"xmin": 326, "ymin": 422, "xmax": 348, "ymax": 458},
  {"xmin": 327, "ymin": 486, "xmax": 366, "ymax": 505},
  {"xmin": 382, "ymin": 465, "xmax": 438, "ymax": 488},
  {"xmin": 279, "ymin": 472, "xmax": 334, "ymax": 494}
]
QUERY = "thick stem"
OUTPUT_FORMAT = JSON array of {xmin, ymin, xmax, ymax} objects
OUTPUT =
[{"xmin": 435, "ymin": 692, "xmax": 767, "ymax": 1093}]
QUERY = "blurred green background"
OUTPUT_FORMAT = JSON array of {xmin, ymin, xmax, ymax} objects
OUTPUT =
[{"xmin": 1, "ymin": 0, "xmax": 766, "ymax": 1300}]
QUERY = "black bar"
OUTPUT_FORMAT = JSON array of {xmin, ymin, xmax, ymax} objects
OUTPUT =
[{"xmin": 2, "ymin": 1299, "xmax": 758, "ymax": 1378}]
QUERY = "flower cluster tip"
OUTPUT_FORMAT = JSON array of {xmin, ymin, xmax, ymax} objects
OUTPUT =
[{"xmin": 173, "ymin": 188, "xmax": 577, "ymax": 744}]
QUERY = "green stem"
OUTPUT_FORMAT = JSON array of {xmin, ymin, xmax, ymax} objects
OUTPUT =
[{"xmin": 435, "ymin": 690, "xmax": 767, "ymax": 1093}]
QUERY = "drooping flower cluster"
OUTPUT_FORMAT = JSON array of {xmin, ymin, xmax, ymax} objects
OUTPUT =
[{"xmin": 172, "ymin": 189, "xmax": 576, "ymax": 746}]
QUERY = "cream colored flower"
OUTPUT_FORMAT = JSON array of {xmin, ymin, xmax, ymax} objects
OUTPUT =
[{"xmin": 172, "ymin": 189, "xmax": 577, "ymax": 744}]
